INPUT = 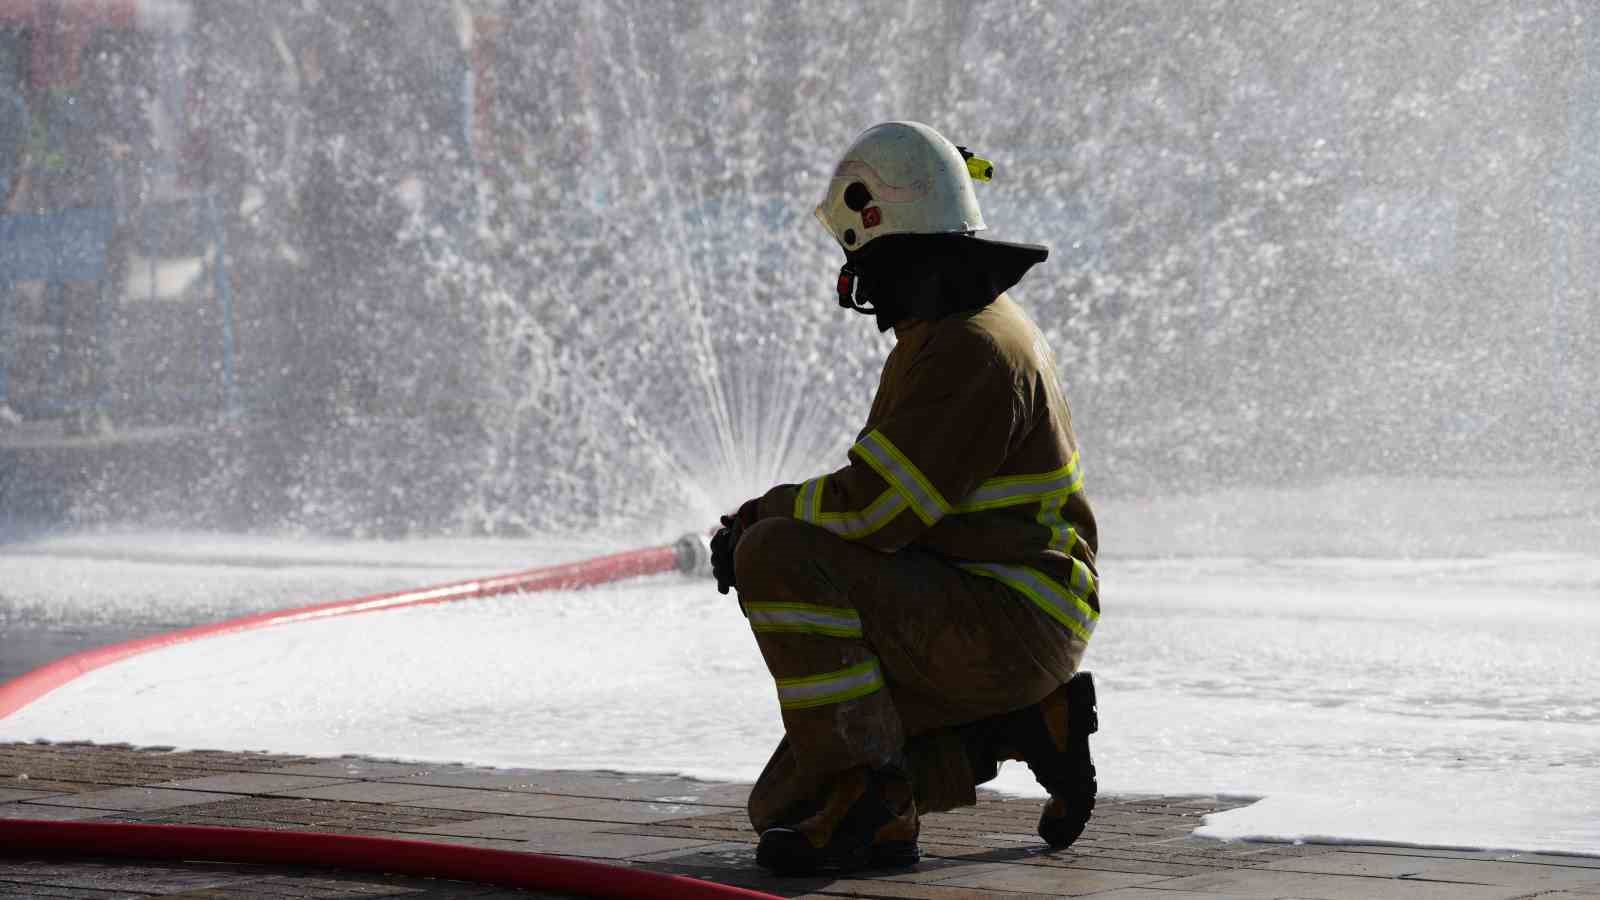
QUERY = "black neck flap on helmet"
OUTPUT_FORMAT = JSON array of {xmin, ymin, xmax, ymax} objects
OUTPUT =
[{"xmin": 836, "ymin": 233, "xmax": 1049, "ymax": 332}]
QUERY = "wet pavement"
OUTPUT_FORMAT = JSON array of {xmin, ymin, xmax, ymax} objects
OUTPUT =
[
  {"xmin": 3, "ymin": 742, "xmax": 1598, "ymax": 899},
  {"xmin": 0, "ymin": 621, "xmax": 167, "ymax": 683}
]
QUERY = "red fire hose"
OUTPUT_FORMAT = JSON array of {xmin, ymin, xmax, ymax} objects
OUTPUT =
[
  {"xmin": 0, "ymin": 819, "xmax": 781, "ymax": 899},
  {"xmin": 0, "ymin": 534, "xmax": 766, "ymax": 899},
  {"xmin": 0, "ymin": 533, "xmax": 711, "ymax": 719}
]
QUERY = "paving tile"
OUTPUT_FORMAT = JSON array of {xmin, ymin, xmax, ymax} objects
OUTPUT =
[
  {"xmin": 236, "ymin": 876, "xmax": 432, "ymax": 898},
  {"xmin": 116, "ymin": 796, "xmax": 484, "ymax": 833},
  {"xmin": 154, "ymin": 772, "xmax": 356, "ymax": 795},
  {"xmin": 0, "ymin": 787, "xmax": 62, "ymax": 803},
  {"xmin": 220, "ymin": 868, "xmax": 488, "ymax": 897},
  {"xmin": 1334, "ymin": 843, "xmax": 1529, "ymax": 861},
  {"xmin": 403, "ymin": 814, "xmax": 610, "ymax": 839},
  {"xmin": 0, "ymin": 877, "xmax": 131, "ymax": 890},
  {"xmin": 536, "ymin": 772, "xmax": 730, "ymax": 803},
  {"xmin": 0, "ymin": 859, "xmax": 240, "ymax": 893},
  {"xmin": 528, "ymin": 798, "xmax": 710, "ymax": 825},
  {"xmin": 402, "ymin": 885, "xmax": 545, "ymax": 899},
  {"xmin": 0, "ymin": 803, "xmax": 114, "ymax": 821},
  {"xmin": 811, "ymin": 877, "xmax": 1061, "ymax": 898},
  {"xmin": 1509, "ymin": 854, "xmax": 1600, "ymax": 870},
  {"xmin": 391, "ymin": 832, "xmax": 539, "ymax": 851},
  {"xmin": 657, "ymin": 806, "xmax": 751, "ymax": 828},
  {"xmin": 1335, "ymin": 846, "xmax": 1600, "ymax": 870},
  {"xmin": 647, "ymin": 782, "xmax": 753, "ymax": 808},
  {"xmin": 1165, "ymin": 796, "xmax": 1246, "ymax": 809},
  {"xmin": 1151, "ymin": 868, "xmax": 1532, "ymax": 899},
  {"xmin": 384, "ymin": 767, "xmax": 724, "ymax": 803},
  {"xmin": 1248, "ymin": 848, "xmax": 1484, "ymax": 877},
  {"xmin": 380, "ymin": 769, "xmax": 564, "ymax": 792},
  {"xmin": 828, "ymin": 857, "xmax": 983, "ymax": 885},
  {"xmin": 393, "ymin": 819, "xmax": 723, "ymax": 861},
  {"xmin": 927, "ymin": 860, "xmax": 1164, "ymax": 894},
  {"xmin": 625, "ymin": 841, "xmax": 757, "ymax": 864},
  {"xmin": 612, "ymin": 820, "xmax": 755, "ymax": 845},
  {"xmin": 1256, "ymin": 851, "xmax": 1600, "ymax": 888},
  {"xmin": 0, "ymin": 779, "xmax": 103, "ymax": 795},
  {"xmin": 23, "ymin": 786, "xmax": 237, "ymax": 812},
  {"xmin": 643, "ymin": 862, "xmax": 838, "ymax": 899},
  {"xmin": 1017, "ymin": 854, "xmax": 1217, "ymax": 878},
  {"xmin": 1484, "ymin": 851, "xmax": 1600, "ymax": 864},
  {"xmin": 1075, "ymin": 883, "xmax": 1260, "ymax": 890},
  {"xmin": 0, "ymin": 745, "xmax": 312, "ymax": 793},
  {"xmin": 1426, "ymin": 860, "xmax": 1600, "ymax": 888},
  {"xmin": 401, "ymin": 789, "xmax": 592, "ymax": 816},
  {"xmin": 0, "ymin": 771, "xmax": 108, "ymax": 791},
  {"xmin": 520, "ymin": 831, "xmax": 729, "ymax": 861},
  {"xmin": 267, "ymin": 781, "xmax": 477, "ymax": 804},
  {"xmin": 917, "ymin": 841, "xmax": 1037, "ymax": 863},
  {"xmin": 267, "ymin": 759, "xmax": 447, "ymax": 780}
]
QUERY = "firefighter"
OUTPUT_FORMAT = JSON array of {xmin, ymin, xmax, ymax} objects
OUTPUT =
[{"xmin": 710, "ymin": 121, "xmax": 1102, "ymax": 876}]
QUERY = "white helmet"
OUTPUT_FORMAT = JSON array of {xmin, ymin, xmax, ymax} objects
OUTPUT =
[{"xmin": 815, "ymin": 121, "xmax": 986, "ymax": 253}]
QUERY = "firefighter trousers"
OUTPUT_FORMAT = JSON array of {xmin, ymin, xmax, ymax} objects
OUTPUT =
[{"xmin": 735, "ymin": 517, "xmax": 1088, "ymax": 831}]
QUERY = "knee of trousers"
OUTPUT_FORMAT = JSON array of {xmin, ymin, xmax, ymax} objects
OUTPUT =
[{"xmin": 735, "ymin": 517, "xmax": 823, "ymax": 596}]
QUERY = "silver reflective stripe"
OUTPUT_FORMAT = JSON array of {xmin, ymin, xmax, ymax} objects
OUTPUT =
[
  {"xmin": 814, "ymin": 489, "xmax": 907, "ymax": 539},
  {"xmin": 794, "ymin": 478, "xmax": 908, "ymax": 540},
  {"xmin": 747, "ymin": 602, "xmax": 864, "ymax": 638},
  {"xmin": 961, "ymin": 562, "xmax": 1099, "ymax": 642},
  {"xmin": 851, "ymin": 430, "xmax": 950, "ymax": 526},
  {"xmin": 954, "ymin": 452, "xmax": 1083, "ymax": 513},
  {"xmin": 775, "ymin": 658, "xmax": 885, "ymax": 710},
  {"xmin": 794, "ymin": 475, "xmax": 826, "ymax": 521}
]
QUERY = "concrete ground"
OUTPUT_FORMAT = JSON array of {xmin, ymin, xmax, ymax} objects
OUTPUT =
[{"xmin": 1, "ymin": 742, "xmax": 1597, "ymax": 899}]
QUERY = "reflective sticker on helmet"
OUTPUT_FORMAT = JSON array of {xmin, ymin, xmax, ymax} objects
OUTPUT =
[{"xmin": 861, "ymin": 207, "xmax": 881, "ymax": 229}]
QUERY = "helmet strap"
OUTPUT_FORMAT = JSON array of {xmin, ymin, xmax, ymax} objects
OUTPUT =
[{"xmin": 836, "ymin": 263, "xmax": 875, "ymax": 315}]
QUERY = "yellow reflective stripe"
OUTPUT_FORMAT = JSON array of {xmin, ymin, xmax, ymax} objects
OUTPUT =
[
  {"xmin": 851, "ymin": 430, "xmax": 950, "ymax": 526},
  {"xmin": 813, "ymin": 488, "xmax": 907, "ymax": 539},
  {"xmin": 1038, "ymin": 493, "xmax": 1078, "ymax": 554},
  {"xmin": 747, "ymin": 602, "xmax": 863, "ymax": 638},
  {"xmin": 961, "ymin": 562, "xmax": 1099, "ymax": 642},
  {"xmin": 1052, "ymin": 524, "xmax": 1079, "ymax": 555},
  {"xmin": 794, "ymin": 475, "xmax": 827, "ymax": 521},
  {"xmin": 775, "ymin": 658, "xmax": 885, "ymax": 710},
  {"xmin": 794, "ymin": 478, "xmax": 907, "ymax": 540},
  {"xmin": 954, "ymin": 452, "xmax": 1082, "ymax": 513},
  {"xmin": 1069, "ymin": 557, "xmax": 1094, "ymax": 598}
]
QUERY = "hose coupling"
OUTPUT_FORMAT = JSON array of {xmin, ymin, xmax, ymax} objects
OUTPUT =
[{"xmin": 673, "ymin": 531, "xmax": 713, "ymax": 577}]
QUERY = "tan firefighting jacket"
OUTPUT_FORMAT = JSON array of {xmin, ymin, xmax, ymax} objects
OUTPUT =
[{"xmin": 753, "ymin": 294, "xmax": 1100, "ymax": 643}]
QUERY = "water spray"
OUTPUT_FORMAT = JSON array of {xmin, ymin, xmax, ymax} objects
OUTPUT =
[{"xmin": 0, "ymin": 533, "xmax": 717, "ymax": 720}]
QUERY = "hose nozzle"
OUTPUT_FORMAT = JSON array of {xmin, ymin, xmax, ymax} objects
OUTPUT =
[{"xmin": 673, "ymin": 532, "xmax": 713, "ymax": 577}]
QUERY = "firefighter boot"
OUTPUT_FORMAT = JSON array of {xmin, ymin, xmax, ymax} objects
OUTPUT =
[
  {"xmin": 1031, "ymin": 671, "xmax": 1099, "ymax": 848},
  {"xmin": 755, "ymin": 765, "xmax": 920, "ymax": 876},
  {"xmin": 962, "ymin": 670, "xmax": 1099, "ymax": 849}
]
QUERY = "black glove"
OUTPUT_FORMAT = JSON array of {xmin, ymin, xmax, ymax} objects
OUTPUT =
[{"xmin": 710, "ymin": 514, "xmax": 740, "ymax": 595}]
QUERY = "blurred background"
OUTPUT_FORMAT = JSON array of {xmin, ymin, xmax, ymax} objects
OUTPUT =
[{"xmin": 1, "ymin": 0, "xmax": 1595, "ymax": 542}]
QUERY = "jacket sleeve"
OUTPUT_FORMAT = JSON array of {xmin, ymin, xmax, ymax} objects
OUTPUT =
[{"xmin": 755, "ymin": 330, "xmax": 1021, "ymax": 552}]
